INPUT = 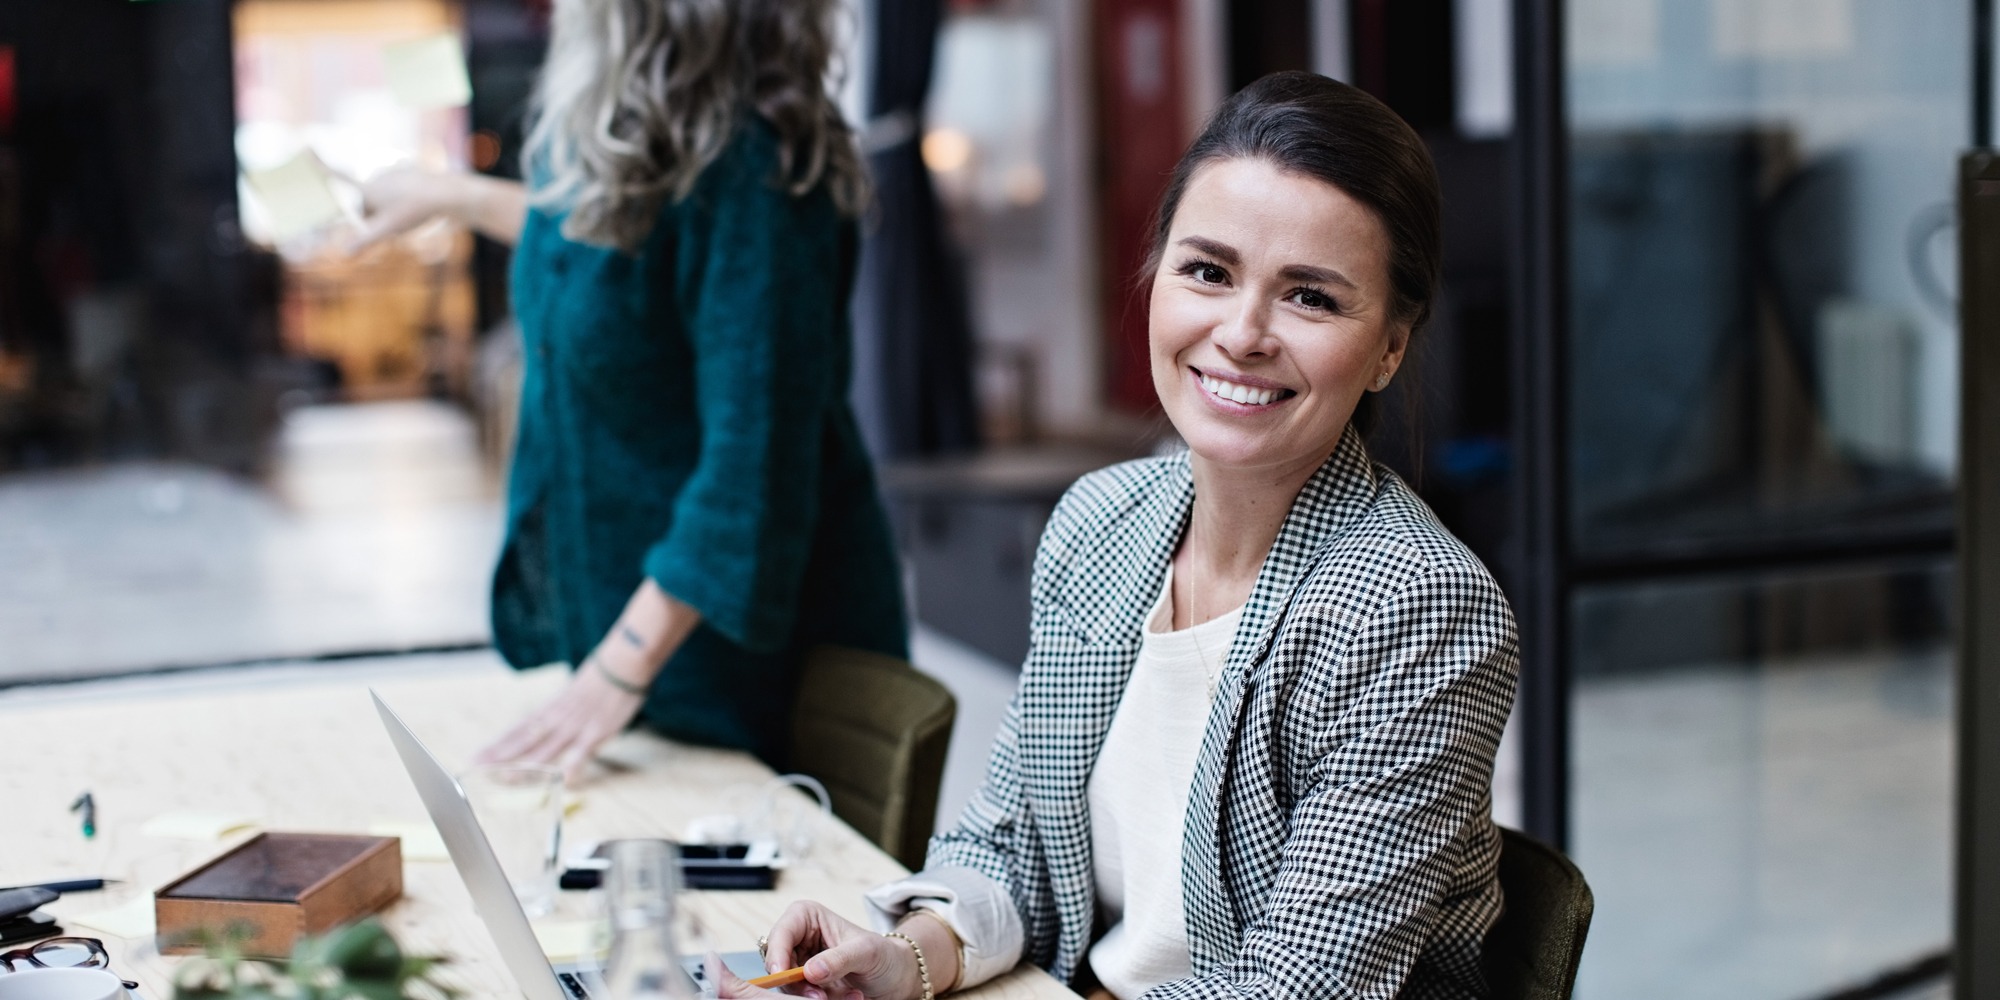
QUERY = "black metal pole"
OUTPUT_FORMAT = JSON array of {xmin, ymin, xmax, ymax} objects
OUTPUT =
[
  {"xmin": 1509, "ymin": 0, "xmax": 1570, "ymax": 847},
  {"xmin": 1957, "ymin": 7, "xmax": 1996, "ymax": 995},
  {"xmin": 1956, "ymin": 147, "xmax": 2000, "ymax": 1000},
  {"xmin": 1976, "ymin": 0, "xmax": 1993, "ymax": 148}
]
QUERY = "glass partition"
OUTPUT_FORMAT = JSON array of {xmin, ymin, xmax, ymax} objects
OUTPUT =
[
  {"xmin": 1560, "ymin": 2, "xmax": 1970, "ymax": 996},
  {"xmin": 1565, "ymin": 0, "xmax": 1964, "ymax": 561}
]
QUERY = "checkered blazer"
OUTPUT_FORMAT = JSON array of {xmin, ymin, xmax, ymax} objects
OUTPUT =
[{"xmin": 927, "ymin": 425, "xmax": 1518, "ymax": 999}]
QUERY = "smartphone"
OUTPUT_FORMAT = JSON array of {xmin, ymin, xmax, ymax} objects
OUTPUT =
[
  {"xmin": 566, "ymin": 840, "xmax": 777, "ymax": 892},
  {"xmin": 0, "ymin": 887, "xmax": 56, "ymax": 922},
  {"xmin": 0, "ymin": 911, "xmax": 61, "ymax": 945}
]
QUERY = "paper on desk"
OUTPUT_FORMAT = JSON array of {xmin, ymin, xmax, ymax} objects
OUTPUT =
[
  {"xmin": 139, "ymin": 810, "xmax": 261, "ymax": 841},
  {"xmin": 368, "ymin": 820, "xmax": 450, "ymax": 862},
  {"xmin": 243, "ymin": 150, "xmax": 344, "ymax": 242},
  {"xmin": 384, "ymin": 34, "xmax": 471, "ymax": 109},
  {"xmin": 67, "ymin": 893, "xmax": 155, "ymax": 940},
  {"xmin": 532, "ymin": 919, "xmax": 605, "ymax": 964}
]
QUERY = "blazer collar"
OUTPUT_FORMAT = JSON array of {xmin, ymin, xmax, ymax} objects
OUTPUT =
[
  {"xmin": 1055, "ymin": 424, "xmax": 1381, "ymax": 650},
  {"xmin": 1223, "ymin": 422, "xmax": 1380, "ymax": 666},
  {"xmin": 1184, "ymin": 423, "xmax": 1382, "ymax": 973}
]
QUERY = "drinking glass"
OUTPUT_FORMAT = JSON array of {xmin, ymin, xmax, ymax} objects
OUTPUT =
[{"xmin": 460, "ymin": 762, "xmax": 563, "ymax": 917}]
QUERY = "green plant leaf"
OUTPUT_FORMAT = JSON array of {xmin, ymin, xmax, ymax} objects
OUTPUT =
[{"xmin": 322, "ymin": 920, "xmax": 405, "ymax": 980}]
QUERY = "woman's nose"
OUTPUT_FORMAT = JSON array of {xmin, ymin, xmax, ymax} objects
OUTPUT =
[{"xmin": 1211, "ymin": 300, "xmax": 1274, "ymax": 358}]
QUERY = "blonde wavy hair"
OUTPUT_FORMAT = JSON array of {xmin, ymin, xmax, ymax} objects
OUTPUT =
[{"xmin": 522, "ymin": 0, "xmax": 866, "ymax": 251}]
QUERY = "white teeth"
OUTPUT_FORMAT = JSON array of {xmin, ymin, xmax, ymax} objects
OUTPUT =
[{"xmin": 1199, "ymin": 372, "xmax": 1281, "ymax": 406}]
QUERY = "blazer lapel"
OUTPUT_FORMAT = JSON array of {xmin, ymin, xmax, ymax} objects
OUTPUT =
[
  {"xmin": 1018, "ymin": 454, "xmax": 1194, "ymax": 979},
  {"xmin": 1181, "ymin": 425, "xmax": 1381, "ymax": 973}
]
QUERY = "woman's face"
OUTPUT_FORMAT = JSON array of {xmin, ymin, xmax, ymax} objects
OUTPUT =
[{"xmin": 1149, "ymin": 157, "xmax": 1408, "ymax": 479}]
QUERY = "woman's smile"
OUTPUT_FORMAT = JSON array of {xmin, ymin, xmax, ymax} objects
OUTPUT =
[{"xmin": 1191, "ymin": 366, "xmax": 1297, "ymax": 410}]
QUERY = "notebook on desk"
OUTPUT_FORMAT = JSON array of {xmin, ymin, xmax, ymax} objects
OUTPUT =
[{"xmin": 371, "ymin": 691, "xmax": 764, "ymax": 999}]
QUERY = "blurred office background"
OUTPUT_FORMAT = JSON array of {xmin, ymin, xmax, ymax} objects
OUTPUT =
[{"xmin": 0, "ymin": 1, "xmax": 1987, "ymax": 997}]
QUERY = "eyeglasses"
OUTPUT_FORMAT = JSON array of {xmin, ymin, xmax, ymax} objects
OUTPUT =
[{"xmin": 0, "ymin": 937, "xmax": 138, "ymax": 989}]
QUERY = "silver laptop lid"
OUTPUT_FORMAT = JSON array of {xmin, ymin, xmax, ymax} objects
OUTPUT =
[{"xmin": 372, "ymin": 690, "xmax": 567, "ymax": 1000}]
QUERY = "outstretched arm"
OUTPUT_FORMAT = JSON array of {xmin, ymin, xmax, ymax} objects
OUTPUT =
[{"xmin": 351, "ymin": 168, "xmax": 528, "ymax": 249}]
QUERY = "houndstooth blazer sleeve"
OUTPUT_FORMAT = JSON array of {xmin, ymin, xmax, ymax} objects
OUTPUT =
[
  {"xmin": 923, "ymin": 460, "xmax": 1127, "ymax": 973},
  {"xmin": 926, "ymin": 427, "xmax": 1518, "ymax": 999}
]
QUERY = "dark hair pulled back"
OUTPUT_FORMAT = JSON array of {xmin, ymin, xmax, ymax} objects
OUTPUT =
[{"xmin": 1147, "ymin": 71, "xmax": 1443, "ymax": 338}]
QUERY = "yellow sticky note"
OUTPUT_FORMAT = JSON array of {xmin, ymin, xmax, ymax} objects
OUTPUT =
[
  {"xmin": 532, "ymin": 919, "xmax": 606, "ymax": 964},
  {"xmin": 243, "ymin": 151, "xmax": 343, "ymax": 242},
  {"xmin": 368, "ymin": 820, "xmax": 450, "ymax": 862},
  {"xmin": 384, "ymin": 34, "xmax": 471, "ymax": 110},
  {"xmin": 67, "ymin": 894, "xmax": 156, "ymax": 941},
  {"xmin": 138, "ymin": 810, "xmax": 261, "ymax": 841}
]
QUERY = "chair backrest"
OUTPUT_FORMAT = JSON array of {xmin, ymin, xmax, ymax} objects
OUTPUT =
[
  {"xmin": 786, "ymin": 645, "xmax": 957, "ymax": 871},
  {"xmin": 1481, "ymin": 826, "xmax": 1595, "ymax": 1000}
]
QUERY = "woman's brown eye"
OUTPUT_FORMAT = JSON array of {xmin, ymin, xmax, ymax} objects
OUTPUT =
[
  {"xmin": 1198, "ymin": 265, "xmax": 1225, "ymax": 283},
  {"xmin": 1298, "ymin": 290, "xmax": 1330, "ymax": 310}
]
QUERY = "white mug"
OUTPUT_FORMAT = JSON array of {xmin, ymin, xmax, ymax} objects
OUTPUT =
[{"xmin": 0, "ymin": 967, "xmax": 130, "ymax": 1000}]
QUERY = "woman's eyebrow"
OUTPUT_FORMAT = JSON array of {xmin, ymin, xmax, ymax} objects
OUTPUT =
[
  {"xmin": 1175, "ymin": 236, "xmax": 1240, "ymax": 265},
  {"xmin": 1279, "ymin": 262, "xmax": 1357, "ymax": 290}
]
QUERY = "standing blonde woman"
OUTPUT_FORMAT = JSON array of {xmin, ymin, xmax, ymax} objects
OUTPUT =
[{"xmin": 356, "ymin": 0, "xmax": 907, "ymax": 777}]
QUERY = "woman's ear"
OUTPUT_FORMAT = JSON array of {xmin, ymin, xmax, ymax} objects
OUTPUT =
[
  {"xmin": 1386, "ymin": 322, "xmax": 1412, "ymax": 371},
  {"xmin": 1371, "ymin": 323, "xmax": 1413, "ymax": 391}
]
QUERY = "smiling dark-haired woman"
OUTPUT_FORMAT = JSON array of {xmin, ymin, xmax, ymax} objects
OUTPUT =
[
  {"xmin": 350, "ymin": 0, "xmax": 907, "ymax": 779},
  {"xmin": 717, "ymin": 71, "xmax": 1518, "ymax": 1000}
]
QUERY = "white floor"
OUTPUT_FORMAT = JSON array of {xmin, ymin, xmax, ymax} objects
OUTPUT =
[
  {"xmin": 1572, "ymin": 650, "xmax": 1952, "ymax": 1000},
  {"xmin": 0, "ymin": 401, "xmax": 500, "ymax": 683},
  {"xmin": 909, "ymin": 623, "xmax": 1023, "ymax": 829}
]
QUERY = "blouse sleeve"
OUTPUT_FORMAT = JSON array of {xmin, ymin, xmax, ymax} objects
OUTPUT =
[
  {"xmin": 642, "ymin": 140, "xmax": 846, "ymax": 653},
  {"xmin": 863, "ymin": 866, "xmax": 1026, "ymax": 989}
]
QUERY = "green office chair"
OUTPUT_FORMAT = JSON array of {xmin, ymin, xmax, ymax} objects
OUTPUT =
[
  {"xmin": 786, "ymin": 645, "xmax": 957, "ymax": 871},
  {"xmin": 1482, "ymin": 826, "xmax": 1595, "ymax": 1000}
]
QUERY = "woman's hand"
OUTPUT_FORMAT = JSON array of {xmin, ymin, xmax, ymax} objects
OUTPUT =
[
  {"xmin": 749, "ymin": 901, "xmax": 927, "ymax": 1000},
  {"xmin": 479, "ymin": 581, "xmax": 703, "ymax": 784},
  {"xmin": 348, "ymin": 167, "xmax": 529, "ymax": 249},
  {"xmin": 474, "ymin": 658, "xmax": 646, "ymax": 784},
  {"xmin": 349, "ymin": 167, "xmax": 462, "ymax": 251},
  {"xmin": 708, "ymin": 955, "xmax": 789, "ymax": 998}
]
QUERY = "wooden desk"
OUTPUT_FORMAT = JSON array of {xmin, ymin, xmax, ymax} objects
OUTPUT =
[{"xmin": 0, "ymin": 661, "xmax": 1076, "ymax": 1000}]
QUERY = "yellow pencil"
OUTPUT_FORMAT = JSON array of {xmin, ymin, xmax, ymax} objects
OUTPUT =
[{"xmin": 745, "ymin": 966, "xmax": 808, "ymax": 990}]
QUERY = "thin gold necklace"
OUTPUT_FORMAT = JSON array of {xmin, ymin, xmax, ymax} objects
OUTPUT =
[{"xmin": 1178, "ymin": 557, "xmax": 1223, "ymax": 702}]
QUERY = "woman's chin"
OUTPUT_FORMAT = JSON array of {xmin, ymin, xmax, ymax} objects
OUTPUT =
[
  {"xmin": 1172, "ymin": 411, "xmax": 1347, "ymax": 478},
  {"xmin": 1178, "ymin": 428, "xmax": 1287, "ymax": 472}
]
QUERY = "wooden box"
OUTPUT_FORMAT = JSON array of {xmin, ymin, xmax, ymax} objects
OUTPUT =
[{"xmin": 156, "ymin": 832, "xmax": 403, "ymax": 956}]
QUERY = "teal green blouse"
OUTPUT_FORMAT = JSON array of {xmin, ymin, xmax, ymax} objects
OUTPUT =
[{"xmin": 492, "ymin": 118, "xmax": 909, "ymax": 764}]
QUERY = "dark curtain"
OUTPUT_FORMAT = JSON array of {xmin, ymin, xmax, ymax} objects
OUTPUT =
[{"xmin": 849, "ymin": 0, "xmax": 980, "ymax": 459}]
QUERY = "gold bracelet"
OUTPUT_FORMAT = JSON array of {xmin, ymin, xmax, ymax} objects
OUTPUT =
[
  {"xmin": 883, "ymin": 931, "xmax": 933, "ymax": 1000},
  {"xmin": 905, "ymin": 909, "xmax": 964, "ymax": 993}
]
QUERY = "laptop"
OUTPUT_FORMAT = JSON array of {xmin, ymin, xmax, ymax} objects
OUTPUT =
[{"xmin": 371, "ymin": 690, "xmax": 767, "ymax": 999}]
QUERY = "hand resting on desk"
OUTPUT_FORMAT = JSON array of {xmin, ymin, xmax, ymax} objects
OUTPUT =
[
  {"xmin": 479, "ymin": 579, "xmax": 704, "ymax": 784},
  {"xmin": 476, "ymin": 660, "xmax": 645, "ymax": 784}
]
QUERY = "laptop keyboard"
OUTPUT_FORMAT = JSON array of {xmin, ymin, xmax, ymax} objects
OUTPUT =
[{"xmin": 557, "ymin": 972, "xmax": 590, "ymax": 999}]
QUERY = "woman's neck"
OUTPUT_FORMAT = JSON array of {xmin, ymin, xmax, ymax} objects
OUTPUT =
[{"xmin": 1172, "ymin": 447, "xmax": 1331, "ymax": 626}]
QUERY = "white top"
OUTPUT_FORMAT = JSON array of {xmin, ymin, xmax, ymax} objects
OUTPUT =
[
  {"xmin": 1084, "ymin": 563, "xmax": 1240, "ymax": 998},
  {"xmin": 866, "ymin": 565, "xmax": 1242, "ymax": 999}
]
